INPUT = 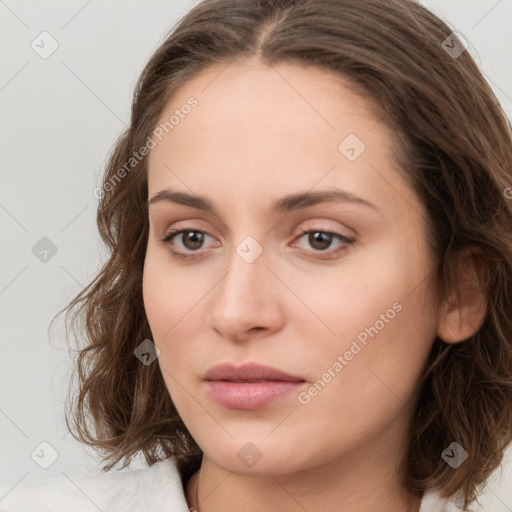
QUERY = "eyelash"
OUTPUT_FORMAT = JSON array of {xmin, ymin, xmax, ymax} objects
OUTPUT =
[{"xmin": 159, "ymin": 227, "xmax": 355, "ymax": 262}]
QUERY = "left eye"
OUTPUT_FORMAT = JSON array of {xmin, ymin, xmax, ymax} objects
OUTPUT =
[
  {"xmin": 293, "ymin": 229, "xmax": 355, "ymax": 258},
  {"xmin": 299, "ymin": 229, "xmax": 353, "ymax": 251},
  {"xmin": 159, "ymin": 228, "xmax": 354, "ymax": 261}
]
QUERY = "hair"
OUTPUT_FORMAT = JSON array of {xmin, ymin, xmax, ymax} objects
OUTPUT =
[{"xmin": 52, "ymin": 0, "xmax": 512, "ymax": 510}]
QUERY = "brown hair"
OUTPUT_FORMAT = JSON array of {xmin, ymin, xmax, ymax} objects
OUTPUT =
[{"xmin": 52, "ymin": 0, "xmax": 512, "ymax": 509}]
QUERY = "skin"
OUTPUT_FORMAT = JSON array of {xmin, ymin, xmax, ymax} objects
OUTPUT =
[{"xmin": 142, "ymin": 58, "xmax": 486, "ymax": 512}]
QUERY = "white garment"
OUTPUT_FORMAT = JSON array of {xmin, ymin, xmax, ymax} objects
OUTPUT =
[{"xmin": 0, "ymin": 457, "xmax": 463, "ymax": 511}]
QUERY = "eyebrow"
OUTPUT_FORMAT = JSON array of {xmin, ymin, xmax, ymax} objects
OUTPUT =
[{"xmin": 148, "ymin": 187, "xmax": 378, "ymax": 214}]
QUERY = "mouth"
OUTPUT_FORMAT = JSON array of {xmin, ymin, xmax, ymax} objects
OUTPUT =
[{"xmin": 203, "ymin": 362, "xmax": 306, "ymax": 410}]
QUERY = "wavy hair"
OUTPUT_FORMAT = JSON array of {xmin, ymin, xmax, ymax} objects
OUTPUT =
[{"xmin": 52, "ymin": 0, "xmax": 512, "ymax": 509}]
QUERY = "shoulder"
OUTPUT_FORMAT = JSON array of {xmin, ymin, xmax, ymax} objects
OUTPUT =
[
  {"xmin": 0, "ymin": 457, "xmax": 190, "ymax": 512},
  {"xmin": 420, "ymin": 489, "xmax": 479, "ymax": 512}
]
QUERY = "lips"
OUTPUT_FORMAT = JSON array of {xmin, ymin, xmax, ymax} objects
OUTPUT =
[
  {"xmin": 203, "ymin": 362, "xmax": 306, "ymax": 410},
  {"xmin": 203, "ymin": 362, "xmax": 305, "ymax": 383}
]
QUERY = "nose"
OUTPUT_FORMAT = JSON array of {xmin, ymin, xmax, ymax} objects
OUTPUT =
[{"xmin": 206, "ymin": 241, "xmax": 285, "ymax": 343}]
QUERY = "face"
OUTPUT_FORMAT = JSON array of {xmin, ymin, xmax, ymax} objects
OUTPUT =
[{"xmin": 143, "ymin": 59, "xmax": 441, "ymax": 477}]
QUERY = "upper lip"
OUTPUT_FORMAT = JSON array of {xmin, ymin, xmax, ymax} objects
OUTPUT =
[{"xmin": 203, "ymin": 362, "xmax": 305, "ymax": 383}]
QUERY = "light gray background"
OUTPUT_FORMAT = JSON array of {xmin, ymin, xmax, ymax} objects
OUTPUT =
[{"xmin": 1, "ymin": 0, "xmax": 511, "ymax": 509}]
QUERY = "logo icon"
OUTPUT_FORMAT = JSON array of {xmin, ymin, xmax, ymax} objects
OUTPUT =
[
  {"xmin": 441, "ymin": 442, "xmax": 468, "ymax": 468},
  {"xmin": 32, "ymin": 237, "xmax": 58, "ymax": 263},
  {"xmin": 236, "ymin": 442, "xmax": 262, "ymax": 468},
  {"xmin": 441, "ymin": 32, "xmax": 468, "ymax": 59},
  {"xmin": 31, "ymin": 441, "xmax": 59, "ymax": 469},
  {"xmin": 31, "ymin": 32, "xmax": 59, "ymax": 59},
  {"xmin": 236, "ymin": 236, "xmax": 263, "ymax": 264},
  {"xmin": 134, "ymin": 339, "xmax": 160, "ymax": 365},
  {"xmin": 338, "ymin": 134, "xmax": 366, "ymax": 161}
]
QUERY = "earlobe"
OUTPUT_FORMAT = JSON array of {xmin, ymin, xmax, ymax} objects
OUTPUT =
[{"xmin": 437, "ymin": 248, "xmax": 487, "ymax": 344}]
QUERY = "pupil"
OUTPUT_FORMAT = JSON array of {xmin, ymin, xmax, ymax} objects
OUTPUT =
[
  {"xmin": 310, "ymin": 232, "xmax": 331, "ymax": 250},
  {"xmin": 185, "ymin": 231, "xmax": 203, "ymax": 250}
]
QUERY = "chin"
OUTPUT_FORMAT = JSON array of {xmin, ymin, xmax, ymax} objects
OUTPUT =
[{"xmin": 196, "ymin": 432, "xmax": 322, "ymax": 476}]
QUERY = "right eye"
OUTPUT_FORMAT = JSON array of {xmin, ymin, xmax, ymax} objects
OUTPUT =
[{"xmin": 159, "ymin": 228, "xmax": 217, "ymax": 260}]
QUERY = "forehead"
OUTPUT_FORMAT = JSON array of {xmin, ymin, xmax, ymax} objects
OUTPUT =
[
  {"xmin": 150, "ymin": 59, "xmax": 382, "ymax": 153},
  {"xmin": 146, "ymin": 59, "xmax": 413, "ymax": 219}
]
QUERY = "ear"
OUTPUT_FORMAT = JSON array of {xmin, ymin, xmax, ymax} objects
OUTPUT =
[{"xmin": 437, "ymin": 247, "xmax": 487, "ymax": 344}]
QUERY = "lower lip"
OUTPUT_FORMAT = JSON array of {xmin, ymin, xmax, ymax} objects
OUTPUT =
[{"xmin": 204, "ymin": 380, "xmax": 305, "ymax": 409}]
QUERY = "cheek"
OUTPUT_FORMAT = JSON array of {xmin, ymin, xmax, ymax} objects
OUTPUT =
[
  {"xmin": 295, "ymin": 245, "xmax": 438, "ymax": 439},
  {"xmin": 143, "ymin": 250, "xmax": 168, "ymax": 338},
  {"xmin": 142, "ymin": 248, "xmax": 195, "ymax": 363},
  {"xmin": 142, "ymin": 263, "xmax": 199, "ymax": 417},
  {"xmin": 142, "ymin": 245, "xmax": 223, "ymax": 410}
]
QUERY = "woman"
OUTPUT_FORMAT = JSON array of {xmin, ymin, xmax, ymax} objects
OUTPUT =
[{"xmin": 2, "ymin": 0, "xmax": 511, "ymax": 510}]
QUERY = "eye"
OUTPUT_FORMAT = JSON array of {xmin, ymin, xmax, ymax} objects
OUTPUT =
[
  {"xmin": 159, "ymin": 228, "xmax": 216, "ymax": 261},
  {"xmin": 292, "ymin": 228, "xmax": 355, "ymax": 259},
  {"xmin": 159, "ymin": 227, "xmax": 355, "ymax": 261}
]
